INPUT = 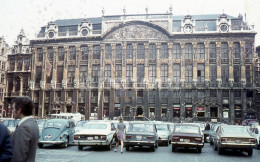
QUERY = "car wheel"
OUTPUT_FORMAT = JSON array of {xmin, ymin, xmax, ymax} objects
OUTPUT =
[
  {"xmin": 210, "ymin": 141, "xmax": 213, "ymax": 145},
  {"xmin": 218, "ymin": 147, "xmax": 224, "ymax": 155},
  {"xmin": 197, "ymin": 147, "xmax": 202, "ymax": 153},
  {"xmin": 169, "ymin": 139, "xmax": 171, "ymax": 144},
  {"xmin": 151, "ymin": 145, "xmax": 155, "ymax": 152},
  {"xmin": 172, "ymin": 146, "xmax": 176, "ymax": 152},
  {"xmin": 155, "ymin": 141, "xmax": 158, "ymax": 148},
  {"xmin": 105, "ymin": 143, "xmax": 112, "ymax": 150},
  {"xmin": 255, "ymin": 141, "xmax": 260, "ymax": 150},
  {"xmin": 78, "ymin": 145, "xmax": 83, "ymax": 150},
  {"xmin": 213, "ymin": 144, "xmax": 217, "ymax": 151},
  {"xmin": 63, "ymin": 138, "xmax": 69, "ymax": 148},
  {"xmin": 248, "ymin": 149, "xmax": 253, "ymax": 156},
  {"xmin": 126, "ymin": 145, "xmax": 130, "ymax": 151},
  {"xmin": 38, "ymin": 143, "xmax": 43, "ymax": 148}
]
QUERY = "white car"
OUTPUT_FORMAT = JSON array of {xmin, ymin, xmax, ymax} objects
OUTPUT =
[
  {"xmin": 250, "ymin": 126, "xmax": 260, "ymax": 149},
  {"xmin": 155, "ymin": 123, "xmax": 172, "ymax": 146},
  {"xmin": 73, "ymin": 121, "xmax": 116, "ymax": 150}
]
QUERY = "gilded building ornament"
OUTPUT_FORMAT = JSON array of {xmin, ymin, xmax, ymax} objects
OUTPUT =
[
  {"xmin": 106, "ymin": 25, "xmax": 168, "ymax": 40},
  {"xmin": 173, "ymin": 59, "xmax": 181, "ymax": 63},
  {"xmin": 137, "ymin": 59, "xmax": 144, "ymax": 64},
  {"xmin": 197, "ymin": 59, "xmax": 205, "ymax": 63},
  {"xmin": 126, "ymin": 59, "xmax": 133, "ymax": 64},
  {"xmin": 161, "ymin": 59, "xmax": 168, "ymax": 64}
]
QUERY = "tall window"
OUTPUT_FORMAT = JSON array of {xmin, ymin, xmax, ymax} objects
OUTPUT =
[
  {"xmin": 115, "ymin": 64, "xmax": 122, "ymax": 83},
  {"xmin": 35, "ymin": 66, "xmax": 42, "ymax": 83},
  {"xmin": 68, "ymin": 65, "xmax": 75, "ymax": 83},
  {"xmin": 149, "ymin": 44, "xmax": 156, "ymax": 59},
  {"xmin": 246, "ymin": 65, "xmax": 252, "ymax": 84},
  {"xmin": 105, "ymin": 45, "xmax": 112, "ymax": 59},
  {"xmin": 245, "ymin": 43, "xmax": 253, "ymax": 59},
  {"xmin": 185, "ymin": 90, "xmax": 192, "ymax": 99},
  {"xmin": 197, "ymin": 90, "xmax": 205, "ymax": 101},
  {"xmin": 126, "ymin": 44, "xmax": 133, "ymax": 59},
  {"xmin": 210, "ymin": 43, "xmax": 216, "ymax": 58},
  {"xmin": 197, "ymin": 43, "xmax": 205, "ymax": 59},
  {"xmin": 234, "ymin": 65, "xmax": 240, "ymax": 83},
  {"xmin": 173, "ymin": 64, "xmax": 180, "ymax": 83},
  {"xmin": 173, "ymin": 44, "xmax": 181, "ymax": 59},
  {"xmin": 149, "ymin": 65, "xmax": 156, "ymax": 83},
  {"xmin": 197, "ymin": 64, "xmax": 205, "ymax": 83},
  {"xmin": 116, "ymin": 44, "xmax": 122, "ymax": 60},
  {"xmin": 48, "ymin": 47, "xmax": 54, "ymax": 61},
  {"xmin": 161, "ymin": 43, "xmax": 168, "ymax": 59},
  {"xmin": 221, "ymin": 64, "xmax": 229, "ymax": 84},
  {"xmin": 9, "ymin": 59, "xmax": 15, "ymax": 71},
  {"xmin": 161, "ymin": 64, "xmax": 168, "ymax": 84},
  {"xmin": 57, "ymin": 66, "xmax": 63, "ymax": 83},
  {"xmin": 149, "ymin": 90, "xmax": 156, "ymax": 103},
  {"xmin": 233, "ymin": 42, "xmax": 240, "ymax": 59},
  {"xmin": 137, "ymin": 44, "xmax": 145, "ymax": 59},
  {"xmin": 93, "ymin": 45, "xmax": 101, "ymax": 59},
  {"xmin": 92, "ymin": 65, "xmax": 100, "ymax": 82},
  {"xmin": 210, "ymin": 65, "xmax": 217, "ymax": 84},
  {"xmin": 17, "ymin": 58, "xmax": 23, "ymax": 71},
  {"xmin": 81, "ymin": 46, "xmax": 88, "ymax": 60},
  {"xmin": 104, "ymin": 65, "xmax": 111, "ymax": 83},
  {"xmin": 37, "ymin": 48, "xmax": 43, "ymax": 62},
  {"xmin": 69, "ymin": 46, "xmax": 76, "ymax": 60},
  {"xmin": 185, "ymin": 44, "xmax": 193, "ymax": 59},
  {"xmin": 221, "ymin": 43, "xmax": 229, "ymax": 59},
  {"xmin": 126, "ymin": 65, "xmax": 133, "ymax": 83},
  {"xmin": 58, "ymin": 47, "xmax": 65, "ymax": 61},
  {"xmin": 79, "ymin": 65, "xmax": 88, "ymax": 83},
  {"xmin": 185, "ymin": 65, "xmax": 193, "ymax": 83},
  {"xmin": 137, "ymin": 64, "xmax": 144, "ymax": 83},
  {"xmin": 126, "ymin": 89, "xmax": 132, "ymax": 99}
]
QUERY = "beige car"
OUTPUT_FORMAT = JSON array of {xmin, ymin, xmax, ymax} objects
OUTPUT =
[{"xmin": 213, "ymin": 125, "xmax": 255, "ymax": 156}]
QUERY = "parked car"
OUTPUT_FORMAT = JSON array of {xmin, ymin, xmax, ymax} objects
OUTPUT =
[
  {"xmin": 2, "ymin": 118, "xmax": 20, "ymax": 134},
  {"xmin": 213, "ymin": 125, "xmax": 255, "ymax": 156},
  {"xmin": 171, "ymin": 124, "xmax": 203, "ymax": 153},
  {"xmin": 155, "ymin": 123, "xmax": 172, "ymax": 146},
  {"xmin": 125, "ymin": 121, "xmax": 158, "ymax": 152},
  {"xmin": 74, "ymin": 121, "xmax": 88, "ymax": 133},
  {"xmin": 38, "ymin": 119, "xmax": 75, "ymax": 148},
  {"xmin": 250, "ymin": 125, "xmax": 260, "ymax": 149},
  {"xmin": 73, "ymin": 121, "xmax": 116, "ymax": 150},
  {"xmin": 209, "ymin": 123, "xmax": 227, "ymax": 145}
]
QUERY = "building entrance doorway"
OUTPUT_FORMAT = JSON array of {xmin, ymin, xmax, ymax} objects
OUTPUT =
[
  {"xmin": 136, "ymin": 107, "xmax": 143, "ymax": 116},
  {"xmin": 210, "ymin": 107, "xmax": 218, "ymax": 117}
]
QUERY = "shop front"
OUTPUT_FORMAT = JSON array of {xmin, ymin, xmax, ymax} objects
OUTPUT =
[
  {"xmin": 196, "ymin": 107, "xmax": 205, "ymax": 117},
  {"xmin": 173, "ymin": 105, "xmax": 180, "ymax": 118},
  {"xmin": 185, "ymin": 105, "xmax": 192, "ymax": 118}
]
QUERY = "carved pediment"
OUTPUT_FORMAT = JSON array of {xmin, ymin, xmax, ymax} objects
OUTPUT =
[{"xmin": 105, "ymin": 25, "xmax": 169, "ymax": 40}]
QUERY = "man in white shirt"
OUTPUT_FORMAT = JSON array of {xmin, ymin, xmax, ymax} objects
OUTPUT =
[{"xmin": 11, "ymin": 96, "xmax": 39, "ymax": 162}]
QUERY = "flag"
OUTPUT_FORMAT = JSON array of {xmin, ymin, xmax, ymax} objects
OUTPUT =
[{"xmin": 46, "ymin": 57, "xmax": 52, "ymax": 77}]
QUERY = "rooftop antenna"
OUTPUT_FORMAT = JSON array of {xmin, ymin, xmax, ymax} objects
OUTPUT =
[
  {"xmin": 145, "ymin": 6, "xmax": 149, "ymax": 15},
  {"xmin": 169, "ymin": 4, "xmax": 173, "ymax": 14},
  {"xmin": 123, "ymin": 6, "xmax": 126, "ymax": 15},
  {"xmin": 102, "ymin": 7, "xmax": 105, "ymax": 16}
]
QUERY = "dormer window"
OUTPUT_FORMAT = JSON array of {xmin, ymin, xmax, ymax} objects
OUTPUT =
[
  {"xmin": 81, "ymin": 29, "xmax": 89, "ymax": 36},
  {"xmin": 220, "ymin": 23, "xmax": 229, "ymax": 32},
  {"xmin": 48, "ymin": 31, "xmax": 55, "ymax": 38},
  {"xmin": 184, "ymin": 25, "xmax": 193, "ymax": 33}
]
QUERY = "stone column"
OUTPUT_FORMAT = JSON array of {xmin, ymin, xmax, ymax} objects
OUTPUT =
[
  {"xmin": 192, "ymin": 42, "xmax": 198, "ymax": 84},
  {"xmin": 228, "ymin": 42, "xmax": 234, "ymax": 86},
  {"xmin": 180, "ymin": 43, "xmax": 185, "ymax": 85},
  {"xmin": 240, "ymin": 41, "xmax": 246, "ymax": 85},
  {"xmin": 216, "ymin": 42, "xmax": 222, "ymax": 86},
  {"xmin": 204, "ymin": 42, "xmax": 210, "ymax": 83}
]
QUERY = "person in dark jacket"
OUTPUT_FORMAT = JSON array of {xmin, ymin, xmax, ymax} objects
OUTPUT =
[
  {"xmin": 0, "ymin": 122, "xmax": 13, "ymax": 162},
  {"xmin": 205, "ymin": 122, "xmax": 210, "ymax": 130}
]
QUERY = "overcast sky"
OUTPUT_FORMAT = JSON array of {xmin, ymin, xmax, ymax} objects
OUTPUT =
[{"xmin": 1, "ymin": 0, "xmax": 260, "ymax": 46}]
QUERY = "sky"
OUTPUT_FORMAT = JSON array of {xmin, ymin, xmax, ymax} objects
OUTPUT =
[{"xmin": 0, "ymin": 0, "xmax": 260, "ymax": 46}]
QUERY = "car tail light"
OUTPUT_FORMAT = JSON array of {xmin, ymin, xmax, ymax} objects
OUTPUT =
[
  {"xmin": 74, "ymin": 135, "xmax": 80, "ymax": 140},
  {"xmin": 172, "ymin": 136, "xmax": 180, "ymax": 141},
  {"xmin": 126, "ymin": 135, "xmax": 131, "ymax": 139},
  {"xmin": 221, "ymin": 138, "xmax": 227, "ymax": 142},
  {"xmin": 195, "ymin": 138, "xmax": 202, "ymax": 141},
  {"xmin": 249, "ymin": 139, "xmax": 256, "ymax": 143},
  {"xmin": 101, "ymin": 136, "xmax": 106, "ymax": 140},
  {"xmin": 147, "ymin": 136, "xmax": 153, "ymax": 139}
]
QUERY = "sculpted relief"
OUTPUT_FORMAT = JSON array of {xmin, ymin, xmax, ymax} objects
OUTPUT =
[{"xmin": 105, "ymin": 25, "xmax": 169, "ymax": 40}]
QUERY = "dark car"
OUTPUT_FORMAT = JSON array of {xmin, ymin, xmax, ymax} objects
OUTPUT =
[
  {"xmin": 124, "ymin": 122, "xmax": 158, "ymax": 152},
  {"xmin": 38, "ymin": 119, "xmax": 75, "ymax": 148},
  {"xmin": 171, "ymin": 124, "xmax": 203, "ymax": 153}
]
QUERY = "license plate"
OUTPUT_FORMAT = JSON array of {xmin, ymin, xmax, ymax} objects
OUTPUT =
[
  {"xmin": 184, "ymin": 139, "xmax": 190, "ymax": 142},
  {"xmin": 88, "ymin": 137, "xmax": 93, "ymax": 140},
  {"xmin": 235, "ymin": 140, "xmax": 241, "ymax": 143},
  {"xmin": 136, "ymin": 136, "xmax": 142, "ymax": 140}
]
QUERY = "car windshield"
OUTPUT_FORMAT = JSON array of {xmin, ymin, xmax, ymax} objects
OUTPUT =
[
  {"xmin": 46, "ymin": 122, "xmax": 62, "ymax": 128},
  {"xmin": 76, "ymin": 121, "xmax": 86, "ymax": 127},
  {"xmin": 3, "ymin": 120, "xmax": 19, "ymax": 127},
  {"xmin": 222, "ymin": 127, "xmax": 248, "ymax": 133},
  {"xmin": 156, "ymin": 124, "xmax": 167, "ymax": 131},
  {"xmin": 83, "ymin": 124, "xmax": 107, "ymax": 129},
  {"xmin": 174, "ymin": 125, "xmax": 199, "ymax": 134},
  {"xmin": 129, "ymin": 123, "xmax": 154, "ymax": 132}
]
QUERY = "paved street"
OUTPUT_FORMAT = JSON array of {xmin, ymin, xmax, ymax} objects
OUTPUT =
[{"xmin": 36, "ymin": 143, "xmax": 258, "ymax": 162}]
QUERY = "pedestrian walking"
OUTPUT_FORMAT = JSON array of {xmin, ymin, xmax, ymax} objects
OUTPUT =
[
  {"xmin": 11, "ymin": 96, "xmax": 39, "ymax": 162},
  {"xmin": 114, "ymin": 116, "xmax": 126, "ymax": 153},
  {"xmin": 0, "ymin": 122, "xmax": 13, "ymax": 162}
]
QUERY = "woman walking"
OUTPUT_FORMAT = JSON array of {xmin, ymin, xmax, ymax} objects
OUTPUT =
[{"xmin": 114, "ymin": 116, "xmax": 126, "ymax": 153}]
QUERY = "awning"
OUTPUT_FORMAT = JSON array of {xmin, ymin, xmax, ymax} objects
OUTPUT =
[
  {"xmin": 197, "ymin": 107, "xmax": 205, "ymax": 112},
  {"xmin": 173, "ymin": 107, "xmax": 180, "ymax": 110},
  {"xmin": 186, "ymin": 107, "xmax": 192, "ymax": 110}
]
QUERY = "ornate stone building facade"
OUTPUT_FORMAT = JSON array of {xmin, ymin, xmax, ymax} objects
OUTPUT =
[
  {"xmin": 0, "ymin": 36, "xmax": 8, "ymax": 117},
  {"xmin": 5, "ymin": 12, "xmax": 259, "ymax": 123}
]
